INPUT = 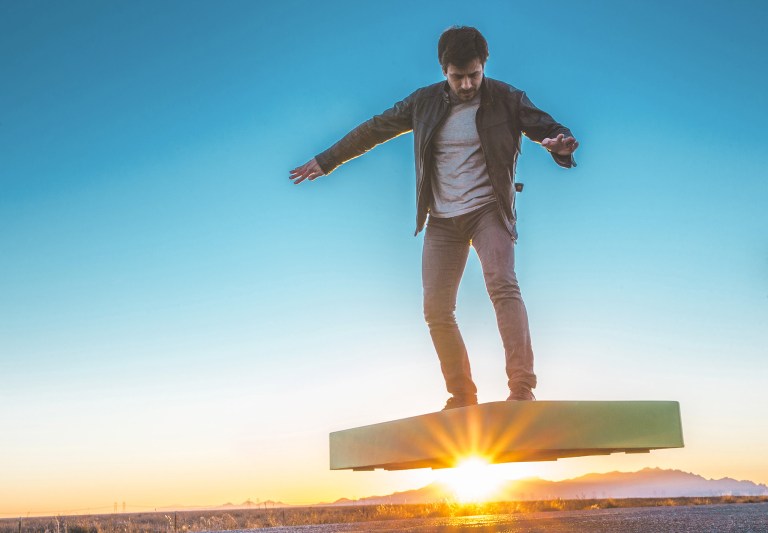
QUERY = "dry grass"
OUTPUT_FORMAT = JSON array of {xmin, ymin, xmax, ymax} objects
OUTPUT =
[{"xmin": 2, "ymin": 495, "xmax": 766, "ymax": 532}]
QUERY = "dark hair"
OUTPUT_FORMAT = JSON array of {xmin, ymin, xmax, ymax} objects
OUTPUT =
[{"xmin": 437, "ymin": 26, "xmax": 489, "ymax": 70}]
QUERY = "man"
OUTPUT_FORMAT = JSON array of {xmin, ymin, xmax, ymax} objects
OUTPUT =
[{"xmin": 289, "ymin": 26, "xmax": 578, "ymax": 410}]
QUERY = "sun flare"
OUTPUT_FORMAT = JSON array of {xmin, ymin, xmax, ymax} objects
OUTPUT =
[{"xmin": 437, "ymin": 457, "xmax": 506, "ymax": 503}]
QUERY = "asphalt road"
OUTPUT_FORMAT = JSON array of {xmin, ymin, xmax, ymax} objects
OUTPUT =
[{"xmin": 212, "ymin": 503, "xmax": 768, "ymax": 533}]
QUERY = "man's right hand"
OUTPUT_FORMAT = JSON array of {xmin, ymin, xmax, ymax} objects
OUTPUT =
[{"xmin": 289, "ymin": 158, "xmax": 325, "ymax": 184}]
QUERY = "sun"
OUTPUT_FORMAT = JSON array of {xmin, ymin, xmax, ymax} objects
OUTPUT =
[{"xmin": 436, "ymin": 457, "xmax": 506, "ymax": 503}]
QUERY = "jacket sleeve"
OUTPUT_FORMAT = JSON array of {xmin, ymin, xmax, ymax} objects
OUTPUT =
[
  {"xmin": 315, "ymin": 95, "xmax": 415, "ymax": 175},
  {"xmin": 517, "ymin": 91, "xmax": 577, "ymax": 169}
]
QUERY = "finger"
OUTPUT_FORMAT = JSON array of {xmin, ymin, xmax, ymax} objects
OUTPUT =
[
  {"xmin": 292, "ymin": 169, "xmax": 322, "ymax": 183},
  {"xmin": 290, "ymin": 160, "xmax": 315, "ymax": 173}
]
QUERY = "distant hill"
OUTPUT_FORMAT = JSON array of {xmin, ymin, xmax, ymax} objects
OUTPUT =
[
  {"xmin": 155, "ymin": 499, "xmax": 291, "ymax": 512},
  {"xmin": 330, "ymin": 468, "xmax": 768, "ymax": 505}
]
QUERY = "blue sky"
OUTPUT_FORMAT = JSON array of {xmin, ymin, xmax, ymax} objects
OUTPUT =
[{"xmin": 1, "ymin": 0, "xmax": 767, "ymax": 516}]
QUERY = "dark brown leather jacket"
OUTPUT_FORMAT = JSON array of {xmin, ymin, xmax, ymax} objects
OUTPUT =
[{"xmin": 315, "ymin": 77, "xmax": 575, "ymax": 236}]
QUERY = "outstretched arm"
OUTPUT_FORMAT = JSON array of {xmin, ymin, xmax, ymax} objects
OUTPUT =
[
  {"xmin": 518, "ymin": 91, "xmax": 578, "ymax": 167},
  {"xmin": 288, "ymin": 93, "xmax": 415, "ymax": 184}
]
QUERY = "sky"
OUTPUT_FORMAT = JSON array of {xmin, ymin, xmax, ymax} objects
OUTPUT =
[{"xmin": 1, "ymin": 0, "xmax": 767, "ymax": 518}]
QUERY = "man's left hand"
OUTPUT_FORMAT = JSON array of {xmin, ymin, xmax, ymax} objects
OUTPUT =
[{"xmin": 542, "ymin": 133, "xmax": 579, "ymax": 156}]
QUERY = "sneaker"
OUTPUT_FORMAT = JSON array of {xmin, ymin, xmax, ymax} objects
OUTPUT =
[
  {"xmin": 506, "ymin": 388, "xmax": 536, "ymax": 401},
  {"xmin": 442, "ymin": 395, "xmax": 478, "ymax": 410}
]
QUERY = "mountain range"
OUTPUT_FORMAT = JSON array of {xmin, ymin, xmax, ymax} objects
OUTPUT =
[{"xmin": 329, "ymin": 468, "xmax": 768, "ymax": 505}]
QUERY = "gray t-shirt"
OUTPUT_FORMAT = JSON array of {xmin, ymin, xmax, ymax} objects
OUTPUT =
[{"xmin": 430, "ymin": 92, "xmax": 495, "ymax": 218}]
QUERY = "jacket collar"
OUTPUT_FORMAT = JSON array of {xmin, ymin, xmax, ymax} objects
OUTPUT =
[
  {"xmin": 441, "ymin": 81, "xmax": 451, "ymax": 104},
  {"xmin": 480, "ymin": 77, "xmax": 493, "ymax": 106}
]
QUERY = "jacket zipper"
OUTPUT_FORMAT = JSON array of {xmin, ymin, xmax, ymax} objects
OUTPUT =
[
  {"xmin": 476, "ymin": 103, "xmax": 517, "ymax": 237},
  {"xmin": 415, "ymin": 99, "xmax": 451, "ymax": 234}
]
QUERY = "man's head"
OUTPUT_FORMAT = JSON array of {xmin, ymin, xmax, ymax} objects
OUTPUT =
[{"xmin": 438, "ymin": 26, "xmax": 488, "ymax": 102}]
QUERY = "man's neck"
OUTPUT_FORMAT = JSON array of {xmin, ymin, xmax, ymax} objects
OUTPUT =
[{"xmin": 449, "ymin": 90, "xmax": 480, "ymax": 105}]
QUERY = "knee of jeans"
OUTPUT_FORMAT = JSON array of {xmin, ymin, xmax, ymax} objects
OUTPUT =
[
  {"xmin": 423, "ymin": 300, "xmax": 457, "ymax": 326},
  {"xmin": 486, "ymin": 277, "xmax": 522, "ymax": 302}
]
